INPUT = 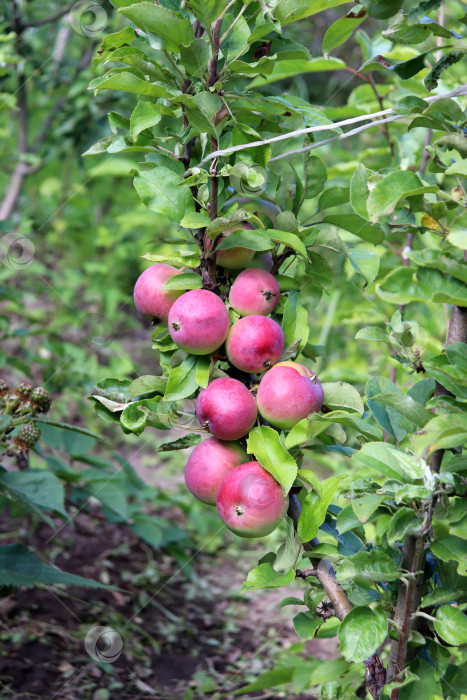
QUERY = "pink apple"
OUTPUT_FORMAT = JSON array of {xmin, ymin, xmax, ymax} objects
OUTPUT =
[
  {"xmin": 257, "ymin": 362, "xmax": 324, "ymax": 429},
  {"xmin": 229, "ymin": 268, "xmax": 280, "ymax": 317},
  {"xmin": 168, "ymin": 289, "xmax": 229, "ymax": 355},
  {"xmin": 205, "ymin": 222, "xmax": 255, "ymax": 269},
  {"xmin": 196, "ymin": 377, "xmax": 257, "ymax": 440},
  {"xmin": 133, "ymin": 263, "xmax": 183, "ymax": 321},
  {"xmin": 216, "ymin": 461, "xmax": 288, "ymax": 538},
  {"xmin": 184, "ymin": 437, "xmax": 248, "ymax": 506},
  {"xmin": 226, "ymin": 316, "xmax": 284, "ymax": 374}
]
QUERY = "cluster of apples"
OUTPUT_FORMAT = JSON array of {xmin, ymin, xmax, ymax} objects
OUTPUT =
[{"xmin": 133, "ymin": 235, "xmax": 323, "ymax": 538}]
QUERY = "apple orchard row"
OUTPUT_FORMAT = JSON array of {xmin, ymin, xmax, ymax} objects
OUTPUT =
[{"xmin": 133, "ymin": 234, "xmax": 323, "ymax": 539}]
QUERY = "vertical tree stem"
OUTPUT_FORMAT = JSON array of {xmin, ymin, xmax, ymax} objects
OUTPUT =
[{"xmin": 387, "ymin": 287, "xmax": 467, "ymax": 695}]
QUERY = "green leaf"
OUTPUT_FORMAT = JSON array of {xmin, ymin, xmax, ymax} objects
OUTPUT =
[
  {"xmin": 366, "ymin": 376, "xmax": 413, "ymax": 441},
  {"xmin": 184, "ymin": 0, "xmax": 225, "ymax": 24},
  {"xmin": 387, "ymin": 508, "xmax": 422, "ymax": 546},
  {"xmin": 242, "ymin": 553, "xmax": 295, "ymax": 591},
  {"xmin": 180, "ymin": 38, "xmax": 210, "ymax": 78},
  {"xmin": 216, "ymin": 229, "xmax": 274, "ymax": 252},
  {"xmin": 376, "ymin": 267, "xmax": 467, "ymax": 307},
  {"xmin": 247, "ymin": 426, "xmax": 297, "ymax": 495},
  {"xmin": 293, "ymin": 611, "xmax": 322, "ymax": 640},
  {"xmin": 349, "ymin": 249, "xmax": 380, "ymax": 287},
  {"xmin": 229, "ymin": 56, "xmax": 277, "ymax": 77},
  {"xmin": 35, "ymin": 419, "xmax": 102, "ymax": 441},
  {"xmin": 338, "ymin": 550, "xmax": 399, "ymax": 587},
  {"xmin": 184, "ymin": 91, "xmax": 224, "ymax": 136},
  {"xmin": 0, "ymin": 470, "xmax": 67, "ymax": 526},
  {"xmin": 430, "ymin": 536, "xmax": 467, "ymax": 576},
  {"xmin": 434, "ymin": 606, "xmax": 467, "ymax": 646},
  {"xmin": 134, "ymin": 167, "xmax": 195, "ymax": 223},
  {"xmin": 445, "ymin": 158, "xmax": 467, "ymax": 177},
  {"xmin": 304, "ymin": 155, "xmax": 327, "ymax": 199},
  {"xmin": 0, "ymin": 543, "xmax": 117, "ymax": 589},
  {"xmin": 164, "ymin": 356, "xmax": 198, "ymax": 401},
  {"xmin": 231, "ymin": 668, "xmax": 294, "ymax": 695},
  {"xmin": 142, "ymin": 250, "xmax": 200, "ymax": 268},
  {"xmin": 338, "ymin": 606, "xmax": 387, "ymax": 662},
  {"xmin": 318, "ymin": 187, "xmax": 350, "ymax": 210},
  {"xmin": 350, "ymin": 163, "xmax": 373, "ymax": 220},
  {"xmin": 89, "ymin": 71, "xmax": 173, "ymax": 98},
  {"xmin": 195, "ymin": 356, "xmax": 211, "ymax": 389},
  {"xmin": 274, "ymin": 0, "xmax": 350, "ymax": 26},
  {"xmin": 263, "ymin": 229, "xmax": 307, "ymax": 258},
  {"xmin": 163, "ymin": 272, "xmax": 202, "ymax": 291},
  {"xmin": 367, "ymin": 171, "xmax": 437, "ymax": 222},
  {"xmin": 282, "ymin": 291, "xmax": 309, "ymax": 353},
  {"xmin": 425, "ymin": 51, "xmax": 464, "ymax": 90},
  {"xmin": 322, "ymin": 382, "xmax": 364, "ymax": 414},
  {"xmin": 352, "ymin": 494, "xmax": 384, "ymax": 523},
  {"xmin": 130, "ymin": 515, "xmax": 163, "ymax": 549},
  {"xmin": 158, "ymin": 434, "xmax": 202, "ymax": 451},
  {"xmin": 130, "ymin": 101, "xmax": 162, "ymax": 140},
  {"xmin": 415, "ymin": 414, "xmax": 467, "ymax": 456},
  {"xmin": 323, "ymin": 7, "xmax": 366, "ymax": 55},
  {"xmin": 448, "ymin": 230, "xmax": 467, "ymax": 249},
  {"xmin": 180, "ymin": 211, "xmax": 211, "ymax": 228},
  {"xmin": 274, "ymin": 517, "xmax": 300, "ymax": 572},
  {"xmin": 323, "ymin": 214, "xmax": 384, "ymax": 244},
  {"xmin": 367, "ymin": 392, "xmax": 431, "ymax": 429},
  {"xmin": 298, "ymin": 476, "xmax": 341, "ymax": 542},
  {"xmin": 353, "ymin": 442, "xmax": 427, "ymax": 482},
  {"xmin": 129, "ymin": 375, "xmax": 167, "ymax": 398},
  {"xmin": 249, "ymin": 57, "xmax": 347, "ymax": 86},
  {"xmin": 118, "ymin": 3, "xmax": 193, "ymax": 51},
  {"xmin": 408, "ymin": 249, "xmax": 467, "ymax": 285}
]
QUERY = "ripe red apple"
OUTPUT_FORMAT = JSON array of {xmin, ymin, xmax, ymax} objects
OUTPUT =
[
  {"xmin": 133, "ymin": 263, "xmax": 183, "ymax": 321},
  {"xmin": 216, "ymin": 461, "xmax": 288, "ymax": 538},
  {"xmin": 196, "ymin": 377, "xmax": 257, "ymax": 440},
  {"xmin": 257, "ymin": 361, "xmax": 324, "ymax": 429},
  {"xmin": 205, "ymin": 222, "xmax": 255, "ymax": 269},
  {"xmin": 229, "ymin": 269, "xmax": 280, "ymax": 317},
  {"xmin": 185, "ymin": 437, "xmax": 248, "ymax": 506},
  {"xmin": 168, "ymin": 289, "xmax": 229, "ymax": 355},
  {"xmin": 226, "ymin": 316, "xmax": 284, "ymax": 374}
]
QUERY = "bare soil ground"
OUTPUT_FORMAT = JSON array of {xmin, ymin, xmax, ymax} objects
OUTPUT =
[{"xmin": 0, "ymin": 509, "xmax": 338, "ymax": 700}]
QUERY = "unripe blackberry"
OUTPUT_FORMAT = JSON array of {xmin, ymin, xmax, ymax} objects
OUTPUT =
[
  {"xmin": 15, "ymin": 422, "xmax": 41, "ymax": 450},
  {"xmin": 0, "ymin": 380, "xmax": 9, "ymax": 396},
  {"xmin": 15, "ymin": 382, "xmax": 32, "ymax": 397},
  {"xmin": 30, "ymin": 387, "xmax": 52, "ymax": 413}
]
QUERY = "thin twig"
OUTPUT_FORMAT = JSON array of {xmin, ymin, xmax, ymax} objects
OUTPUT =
[
  {"xmin": 368, "ymin": 73, "xmax": 395, "ymax": 157},
  {"xmin": 20, "ymin": 4, "xmax": 75, "ymax": 28},
  {"xmin": 198, "ymin": 85, "xmax": 467, "ymax": 166},
  {"xmin": 288, "ymin": 495, "xmax": 386, "ymax": 699}
]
